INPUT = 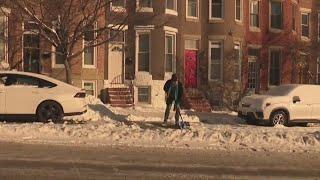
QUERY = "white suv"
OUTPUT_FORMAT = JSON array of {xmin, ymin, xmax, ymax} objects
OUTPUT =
[{"xmin": 238, "ymin": 84, "xmax": 320, "ymax": 126}]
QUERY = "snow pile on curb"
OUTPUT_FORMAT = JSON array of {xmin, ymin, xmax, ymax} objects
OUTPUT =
[
  {"xmin": 0, "ymin": 121, "xmax": 319, "ymax": 153},
  {"xmin": 0, "ymin": 61, "xmax": 10, "ymax": 70},
  {"xmin": 0, "ymin": 96, "xmax": 319, "ymax": 153}
]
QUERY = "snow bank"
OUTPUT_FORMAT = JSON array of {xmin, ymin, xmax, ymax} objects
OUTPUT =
[
  {"xmin": 0, "ymin": 61, "xmax": 10, "ymax": 70},
  {"xmin": 0, "ymin": 120, "xmax": 319, "ymax": 153},
  {"xmin": 0, "ymin": 96, "xmax": 319, "ymax": 153}
]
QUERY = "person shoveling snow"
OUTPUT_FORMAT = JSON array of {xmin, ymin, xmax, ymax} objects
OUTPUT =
[{"xmin": 162, "ymin": 74, "xmax": 189, "ymax": 129}]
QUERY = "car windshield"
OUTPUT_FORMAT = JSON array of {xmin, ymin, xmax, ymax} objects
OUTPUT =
[{"xmin": 265, "ymin": 86, "xmax": 295, "ymax": 96}]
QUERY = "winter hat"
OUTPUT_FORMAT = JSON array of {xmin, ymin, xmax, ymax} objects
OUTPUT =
[{"xmin": 171, "ymin": 74, "xmax": 178, "ymax": 81}]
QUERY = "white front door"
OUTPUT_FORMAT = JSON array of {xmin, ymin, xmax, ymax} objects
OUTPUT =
[{"xmin": 108, "ymin": 43, "xmax": 124, "ymax": 83}]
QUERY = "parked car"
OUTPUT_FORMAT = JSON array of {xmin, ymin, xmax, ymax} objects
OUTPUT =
[
  {"xmin": 0, "ymin": 71, "xmax": 87, "ymax": 123},
  {"xmin": 238, "ymin": 84, "xmax": 320, "ymax": 126}
]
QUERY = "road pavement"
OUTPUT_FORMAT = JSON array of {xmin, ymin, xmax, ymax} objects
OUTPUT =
[{"xmin": 0, "ymin": 142, "xmax": 319, "ymax": 179}]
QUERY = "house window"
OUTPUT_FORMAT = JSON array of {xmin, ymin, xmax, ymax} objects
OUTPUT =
[
  {"xmin": 23, "ymin": 21, "xmax": 40, "ymax": 73},
  {"xmin": 292, "ymin": 4, "xmax": 296, "ymax": 31},
  {"xmin": 248, "ymin": 48, "xmax": 259, "ymax": 90},
  {"xmin": 165, "ymin": 34, "xmax": 175, "ymax": 72},
  {"xmin": 109, "ymin": 29, "xmax": 125, "ymax": 43},
  {"xmin": 250, "ymin": 0, "xmax": 260, "ymax": 27},
  {"xmin": 235, "ymin": 0, "xmax": 242, "ymax": 21},
  {"xmin": 166, "ymin": 0, "xmax": 177, "ymax": 13},
  {"xmin": 83, "ymin": 23, "xmax": 96, "ymax": 68},
  {"xmin": 234, "ymin": 43, "xmax": 241, "ymax": 81},
  {"xmin": 185, "ymin": 39, "xmax": 199, "ymax": 50},
  {"xmin": 83, "ymin": 81, "xmax": 96, "ymax": 97},
  {"xmin": 137, "ymin": 87, "xmax": 150, "ymax": 103},
  {"xmin": 209, "ymin": 41, "xmax": 223, "ymax": 80},
  {"xmin": 0, "ymin": 15, "xmax": 7, "ymax": 62},
  {"xmin": 317, "ymin": 58, "xmax": 320, "ymax": 84},
  {"xmin": 210, "ymin": 0, "xmax": 223, "ymax": 19},
  {"xmin": 111, "ymin": 0, "xmax": 125, "ymax": 11},
  {"xmin": 187, "ymin": 0, "xmax": 198, "ymax": 18},
  {"xmin": 270, "ymin": 1, "xmax": 282, "ymax": 29},
  {"xmin": 301, "ymin": 13, "xmax": 310, "ymax": 38},
  {"xmin": 137, "ymin": 33, "xmax": 150, "ymax": 72},
  {"xmin": 139, "ymin": 0, "xmax": 152, "ymax": 8},
  {"xmin": 269, "ymin": 49, "xmax": 281, "ymax": 86},
  {"xmin": 53, "ymin": 46, "xmax": 64, "ymax": 66}
]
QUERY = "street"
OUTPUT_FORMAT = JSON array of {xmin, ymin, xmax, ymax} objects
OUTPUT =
[{"xmin": 0, "ymin": 142, "xmax": 319, "ymax": 179}]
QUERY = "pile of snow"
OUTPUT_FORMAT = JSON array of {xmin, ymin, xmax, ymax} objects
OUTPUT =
[
  {"xmin": 0, "ymin": 96, "xmax": 319, "ymax": 153},
  {"xmin": 0, "ymin": 61, "xmax": 10, "ymax": 70}
]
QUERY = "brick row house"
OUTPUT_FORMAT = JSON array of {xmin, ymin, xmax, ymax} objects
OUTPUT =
[{"xmin": 0, "ymin": 0, "xmax": 319, "ymax": 110}]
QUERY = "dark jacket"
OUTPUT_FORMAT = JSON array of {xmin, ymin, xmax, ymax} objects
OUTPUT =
[{"xmin": 163, "ymin": 79, "xmax": 183, "ymax": 105}]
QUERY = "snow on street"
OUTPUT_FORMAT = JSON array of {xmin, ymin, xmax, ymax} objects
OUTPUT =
[{"xmin": 0, "ymin": 96, "xmax": 319, "ymax": 153}]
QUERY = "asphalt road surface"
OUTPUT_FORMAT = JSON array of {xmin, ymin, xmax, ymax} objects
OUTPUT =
[{"xmin": 0, "ymin": 142, "xmax": 319, "ymax": 180}]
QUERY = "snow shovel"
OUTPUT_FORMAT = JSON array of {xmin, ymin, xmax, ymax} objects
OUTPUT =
[{"xmin": 178, "ymin": 110, "xmax": 190, "ymax": 130}]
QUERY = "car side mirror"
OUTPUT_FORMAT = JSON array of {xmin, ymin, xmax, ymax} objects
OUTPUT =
[{"xmin": 293, "ymin": 96, "xmax": 301, "ymax": 103}]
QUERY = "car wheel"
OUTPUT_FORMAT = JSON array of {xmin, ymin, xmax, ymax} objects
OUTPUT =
[
  {"xmin": 37, "ymin": 101, "xmax": 64, "ymax": 123},
  {"xmin": 270, "ymin": 111, "xmax": 288, "ymax": 126}
]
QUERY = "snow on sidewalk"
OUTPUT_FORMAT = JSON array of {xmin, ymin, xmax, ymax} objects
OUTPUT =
[{"xmin": 0, "ymin": 96, "xmax": 319, "ymax": 153}]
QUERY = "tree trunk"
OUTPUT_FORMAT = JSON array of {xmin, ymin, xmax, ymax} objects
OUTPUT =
[{"xmin": 64, "ymin": 58, "xmax": 72, "ymax": 84}]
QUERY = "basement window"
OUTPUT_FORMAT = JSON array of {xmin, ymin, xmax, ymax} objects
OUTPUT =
[{"xmin": 138, "ymin": 86, "xmax": 150, "ymax": 103}]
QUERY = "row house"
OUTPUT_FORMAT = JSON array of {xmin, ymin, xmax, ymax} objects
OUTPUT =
[{"xmin": 0, "ymin": 0, "xmax": 319, "ymax": 110}]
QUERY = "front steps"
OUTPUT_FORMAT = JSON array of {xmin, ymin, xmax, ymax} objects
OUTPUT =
[
  {"xmin": 183, "ymin": 89, "xmax": 212, "ymax": 112},
  {"xmin": 107, "ymin": 87, "xmax": 134, "ymax": 108}
]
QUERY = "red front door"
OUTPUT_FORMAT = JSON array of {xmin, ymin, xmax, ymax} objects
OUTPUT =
[{"xmin": 185, "ymin": 50, "xmax": 197, "ymax": 88}]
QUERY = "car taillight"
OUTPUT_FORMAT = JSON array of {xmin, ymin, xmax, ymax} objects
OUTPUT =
[{"xmin": 74, "ymin": 92, "xmax": 86, "ymax": 98}]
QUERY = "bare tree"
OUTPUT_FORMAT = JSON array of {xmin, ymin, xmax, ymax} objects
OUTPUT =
[{"xmin": 6, "ymin": 0, "xmax": 128, "ymax": 84}]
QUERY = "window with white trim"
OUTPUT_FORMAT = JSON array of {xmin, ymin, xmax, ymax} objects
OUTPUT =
[
  {"xmin": 209, "ymin": 41, "xmax": 223, "ymax": 80},
  {"xmin": 234, "ymin": 43, "xmax": 241, "ymax": 81},
  {"xmin": 269, "ymin": 49, "xmax": 281, "ymax": 86},
  {"xmin": 137, "ymin": 86, "xmax": 150, "ymax": 103},
  {"xmin": 250, "ymin": 0, "xmax": 260, "ymax": 28},
  {"xmin": 210, "ymin": 0, "xmax": 223, "ymax": 19},
  {"xmin": 53, "ymin": 46, "xmax": 64, "ymax": 66},
  {"xmin": 165, "ymin": 34, "xmax": 175, "ymax": 72},
  {"xmin": 301, "ymin": 12, "xmax": 310, "ymax": 38},
  {"xmin": 83, "ymin": 81, "xmax": 96, "ymax": 97},
  {"xmin": 185, "ymin": 39, "xmax": 199, "ymax": 50},
  {"xmin": 235, "ymin": 0, "xmax": 242, "ymax": 22},
  {"xmin": 137, "ymin": 33, "xmax": 150, "ymax": 72},
  {"xmin": 270, "ymin": 1, "xmax": 282, "ymax": 29},
  {"xmin": 317, "ymin": 58, "xmax": 320, "ymax": 84},
  {"xmin": 0, "ymin": 15, "xmax": 8, "ymax": 62},
  {"xmin": 83, "ymin": 23, "xmax": 96, "ymax": 68},
  {"xmin": 111, "ymin": 0, "xmax": 126, "ymax": 11},
  {"xmin": 292, "ymin": 4, "xmax": 296, "ymax": 31},
  {"xmin": 166, "ymin": 0, "xmax": 177, "ymax": 12},
  {"xmin": 138, "ymin": 0, "xmax": 152, "ymax": 8},
  {"xmin": 248, "ymin": 48, "xmax": 259, "ymax": 90},
  {"xmin": 187, "ymin": 0, "xmax": 198, "ymax": 18}
]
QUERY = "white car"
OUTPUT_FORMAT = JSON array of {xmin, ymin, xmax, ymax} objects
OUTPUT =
[
  {"xmin": 238, "ymin": 84, "xmax": 320, "ymax": 126},
  {"xmin": 0, "ymin": 71, "xmax": 87, "ymax": 123}
]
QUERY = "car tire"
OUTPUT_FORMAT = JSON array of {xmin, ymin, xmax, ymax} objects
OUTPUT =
[
  {"xmin": 37, "ymin": 101, "xmax": 64, "ymax": 123},
  {"xmin": 269, "ymin": 110, "xmax": 288, "ymax": 126}
]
